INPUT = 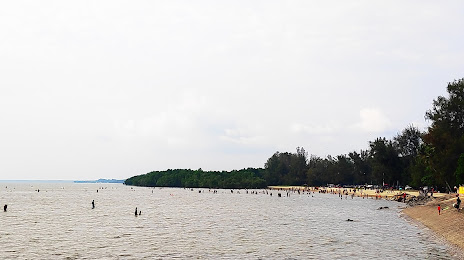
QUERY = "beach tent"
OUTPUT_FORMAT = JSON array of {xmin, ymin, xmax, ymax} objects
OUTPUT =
[{"xmin": 460, "ymin": 186, "xmax": 464, "ymax": 195}]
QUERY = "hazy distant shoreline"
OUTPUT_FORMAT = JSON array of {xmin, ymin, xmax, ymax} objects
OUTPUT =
[
  {"xmin": 0, "ymin": 180, "xmax": 74, "ymax": 183},
  {"xmin": 0, "ymin": 179, "xmax": 124, "ymax": 183},
  {"xmin": 74, "ymin": 179, "xmax": 125, "ymax": 184}
]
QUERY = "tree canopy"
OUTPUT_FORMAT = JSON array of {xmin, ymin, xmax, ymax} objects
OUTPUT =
[
  {"xmin": 124, "ymin": 168, "xmax": 266, "ymax": 189},
  {"xmin": 125, "ymin": 78, "xmax": 464, "ymax": 191},
  {"xmin": 422, "ymin": 78, "xmax": 464, "ymax": 189}
]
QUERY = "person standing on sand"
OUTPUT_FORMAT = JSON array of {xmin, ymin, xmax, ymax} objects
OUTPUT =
[
  {"xmin": 456, "ymin": 195, "xmax": 461, "ymax": 212},
  {"xmin": 438, "ymin": 204, "xmax": 441, "ymax": 215}
]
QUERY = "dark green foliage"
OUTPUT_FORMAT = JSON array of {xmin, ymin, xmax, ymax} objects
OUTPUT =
[
  {"xmin": 305, "ymin": 151, "xmax": 372, "ymax": 186},
  {"xmin": 369, "ymin": 138, "xmax": 402, "ymax": 186},
  {"xmin": 125, "ymin": 79, "xmax": 464, "ymax": 190},
  {"xmin": 124, "ymin": 168, "xmax": 266, "ymax": 189},
  {"xmin": 264, "ymin": 147, "xmax": 309, "ymax": 186},
  {"xmin": 281, "ymin": 79, "xmax": 463, "ymax": 188},
  {"xmin": 393, "ymin": 125, "xmax": 423, "ymax": 158},
  {"xmin": 348, "ymin": 150, "xmax": 371, "ymax": 184},
  {"xmin": 456, "ymin": 153, "xmax": 464, "ymax": 186},
  {"xmin": 393, "ymin": 125, "xmax": 423, "ymax": 186},
  {"xmin": 423, "ymin": 79, "xmax": 464, "ymax": 188}
]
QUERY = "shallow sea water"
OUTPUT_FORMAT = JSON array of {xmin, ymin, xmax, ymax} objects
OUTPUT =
[{"xmin": 0, "ymin": 183, "xmax": 460, "ymax": 259}]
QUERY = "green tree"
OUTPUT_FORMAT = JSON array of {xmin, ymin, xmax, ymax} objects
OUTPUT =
[
  {"xmin": 456, "ymin": 153, "xmax": 464, "ymax": 186},
  {"xmin": 264, "ymin": 147, "xmax": 309, "ymax": 185},
  {"xmin": 369, "ymin": 138, "xmax": 402, "ymax": 186},
  {"xmin": 424, "ymin": 78, "xmax": 464, "ymax": 188},
  {"xmin": 394, "ymin": 125, "xmax": 423, "ymax": 158},
  {"xmin": 393, "ymin": 125, "xmax": 423, "ymax": 186},
  {"xmin": 306, "ymin": 155, "xmax": 325, "ymax": 186},
  {"xmin": 348, "ymin": 150, "xmax": 371, "ymax": 184}
]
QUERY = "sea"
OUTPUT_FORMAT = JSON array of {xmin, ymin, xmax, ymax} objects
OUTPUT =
[{"xmin": 0, "ymin": 183, "xmax": 461, "ymax": 259}]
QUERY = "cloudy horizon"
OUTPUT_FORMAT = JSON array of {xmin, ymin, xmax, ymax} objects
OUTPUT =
[{"xmin": 1, "ymin": 1, "xmax": 463, "ymax": 180}]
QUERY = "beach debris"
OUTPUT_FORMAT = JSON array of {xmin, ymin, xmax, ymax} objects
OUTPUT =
[
  {"xmin": 346, "ymin": 219, "xmax": 354, "ymax": 222},
  {"xmin": 377, "ymin": 206, "xmax": 389, "ymax": 210},
  {"xmin": 405, "ymin": 195, "xmax": 432, "ymax": 206}
]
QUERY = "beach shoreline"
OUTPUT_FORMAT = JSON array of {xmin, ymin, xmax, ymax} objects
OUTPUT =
[
  {"xmin": 268, "ymin": 186, "xmax": 464, "ymax": 254},
  {"xmin": 402, "ymin": 193, "xmax": 464, "ymax": 253},
  {"xmin": 268, "ymin": 185, "xmax": 447, "ymax": 201},
  {"xmin": 401, "ymin": 209, "xmax": 464, "ymax": 259}
]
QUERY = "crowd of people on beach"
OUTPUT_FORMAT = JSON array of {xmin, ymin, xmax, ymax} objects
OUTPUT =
[{"xmin": 2, "ymin": 184, "xmax": 462, "ymax": 219}]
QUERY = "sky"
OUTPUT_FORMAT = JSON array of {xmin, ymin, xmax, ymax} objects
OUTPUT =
[{"xmin": 0, "ymin": 1, "xmax": 463, "ymax": 180}]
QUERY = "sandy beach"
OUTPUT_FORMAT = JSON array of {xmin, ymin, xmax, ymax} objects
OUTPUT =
[
  {"xmin": 268, "ymin": 185, "xmax": 448, "ymax": 200},
  {"xmin": 403, "ymin": 193, "xmax": 464, "ymax": 251}
]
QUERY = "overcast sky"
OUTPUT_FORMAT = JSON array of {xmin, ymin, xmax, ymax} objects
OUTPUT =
[{"xmin": 1, "ymin": 1, "xmax": 463, "ymax": 180}]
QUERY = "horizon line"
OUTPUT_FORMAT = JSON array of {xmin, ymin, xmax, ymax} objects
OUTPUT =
[{"xmin": 0, "ymin": 179, "xmax": 126, "ymax": 182}]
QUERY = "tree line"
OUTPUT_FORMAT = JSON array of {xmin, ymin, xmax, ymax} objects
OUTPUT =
[
  {"xmin": 125, "ymin": 79, "xmax": 464, "ymax": 191},
  {"xmin": 264, "ymin": 79, "xmax": 464, "ymax": 191},
  {"xmin": 124, "ymin": 168, "xmax": 267, "ymax": 189}
]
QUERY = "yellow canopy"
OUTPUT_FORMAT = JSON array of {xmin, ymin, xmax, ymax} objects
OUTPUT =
[{"xmin": 460, "ymin": 186, "xmax": 464, "ymax": 195}]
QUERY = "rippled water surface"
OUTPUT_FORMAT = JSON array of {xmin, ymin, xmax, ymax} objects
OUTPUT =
[{"xmin": 0, "ymin": 183, "xmax": 460, "ymax": 259}]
